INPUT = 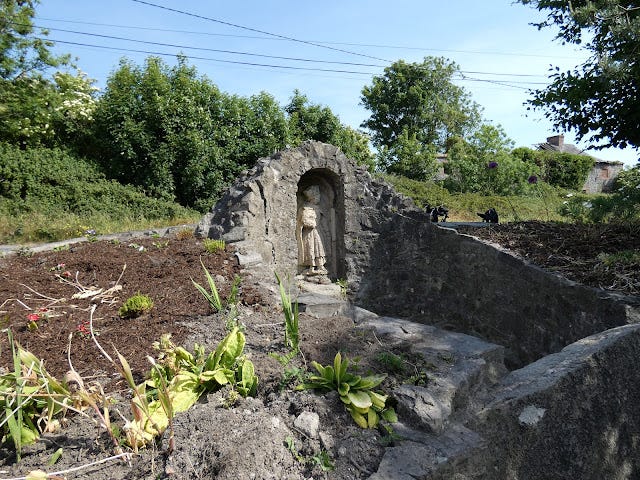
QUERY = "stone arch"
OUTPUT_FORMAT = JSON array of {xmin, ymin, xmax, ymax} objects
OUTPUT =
[{"xmin": 296, "ymin": 168, "xmax": 345, "ymax": 280}]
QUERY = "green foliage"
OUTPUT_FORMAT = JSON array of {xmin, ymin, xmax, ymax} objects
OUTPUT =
[
  {"xmin": 361, "ymin": 57, "xmax": 482, "ymax": 167},
  {"xmin": 0, "ymin": 0, "xmax": 70, "ymax": 81},
  {"xmin": 376, "ymin": 129, "xmax": 438, "ymax": 180},
  {"xmin": 517, "ymin": 0, "xmax": 640, "ymax": 150},
  {"xmin": 299, "ymin": 352, "xmax": 397, "ymax": 429},
  {"xmin": 203, "ymin": 238, "xmax": 226, "ymax": 254},
  {"xmin": 191, "ymin": 259, "xmax": 223, "ymax": 312},
  {"xmin": 511, "ymin": 148, "xmax": 595, "ymax": 190},
  {"xmin": 0, "ymin": 331, "xmax": 72, "ymax": 459},
  {"xmin": 285, "ymin": 90, "xmax": 374, "ymax": 168},
  {"xmin": 124, "ymin": 327, "xmax": 257, "ymax": 449},
  {"xmin": 119, "ymin": 293, "xmax": 154, "ymax": 319},
  {"xmin": 192, "ymin": 261, "xmax": 242, "ymax": 331},
  {"xmin": 0, "ymin": 143, "xmax": 198, "ymax": 242},
  {"xmin": 275, "ymin": 272, "xmax": 300, "ymax": 354},
  {"xmin": 91, "ymin": 56, "xmax": 289, "ymax": 210},
  {"xmin": 285, "ymin": 436, "xmax": 335, "ymax": 471},
  {"xmin": 383, "ymin": 173, "xmax": 570, "ymax": 222}
]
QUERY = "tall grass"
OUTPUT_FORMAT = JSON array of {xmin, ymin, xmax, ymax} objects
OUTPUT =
[{"xmin": 383, "ymin": 174, "xmax": 575, "ymax": 223}]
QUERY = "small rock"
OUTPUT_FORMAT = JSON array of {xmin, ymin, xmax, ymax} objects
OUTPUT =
[{"xmin": 294, "ymin": 411, "xmax": 320, "ymax": 439}]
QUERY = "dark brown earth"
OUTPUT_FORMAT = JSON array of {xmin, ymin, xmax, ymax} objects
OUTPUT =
[
  {"xmin": 0, "ymin": 221, "xmax": 638, "ymax": 479},
  {"xmin": 456, "ymin": 221, "xmax": 640, "ymax": 297}
]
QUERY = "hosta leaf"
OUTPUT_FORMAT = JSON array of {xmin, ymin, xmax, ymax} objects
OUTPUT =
[
  {"xmin": 338, "ymin": 382, "xmax": 350, "ymax": 396},
  {"xmin": 349, "ymin": 408, "xmax": 368, "ymax": 429},
  {"xmin": 368, "ymin": 390, "xmax": 388, "ymax": 409},
  {"xmin": 367, "ymin": 408, "xmax": 379, "ymax": 428},
  {"xmin": 347, "ymin": 390, "xmax": 372, "ymax": 409},
  {"xmin": 381, "ymin": 408, "xmax": 398, "ymax": 423},
  {"xmin": 322, "ymin": 365, "xmax": 335, "ymax": 384},
  {"xmin": 357, "ymin": 374, "xmax": 387, "ymax": 390}
]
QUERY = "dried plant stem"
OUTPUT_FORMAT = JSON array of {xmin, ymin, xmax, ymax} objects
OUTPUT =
[
  {"xmin": 88, "ymin": 304, "xmax": 114, "ymax": 364},
  {"xmin": 0, "ymin": 452, "xmax": 134, "ymax": 480},
  {"xmin": 66, "ymin": 333, "xmax": 125, "ymax": 459}
]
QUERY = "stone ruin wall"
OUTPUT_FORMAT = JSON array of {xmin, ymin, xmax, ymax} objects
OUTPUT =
[
  {"xmin": 197, "ymin": 141, "xmax": 639, "ymax": 368},
  {"xmin": 196, "ymin": 141, "xmax": 640, "ymax": 478}
]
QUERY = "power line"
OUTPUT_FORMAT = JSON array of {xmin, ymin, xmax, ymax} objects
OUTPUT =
[
  {"xmin": 26, "ymin": 21, "xmax": 551, "ymax": 81},
  {"xmin": 42, "ymin": 38, "xmax": 381, "ymax": 76},
  {"xmin": 29, "ymin": 23, "xmax": 388, "ymax": 69},
  {"xmin": 36, "ymin": 16, "xmax": 579, "ymax": 61},
  {"xmin": 129, "ymin": 0, "xmax": 392, "ymax": 63}
]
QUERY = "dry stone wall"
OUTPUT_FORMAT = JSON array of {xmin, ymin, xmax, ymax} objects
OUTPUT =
[{"xmin": 197, "ymin": 141, "xmax": 639, "ymax": 368}]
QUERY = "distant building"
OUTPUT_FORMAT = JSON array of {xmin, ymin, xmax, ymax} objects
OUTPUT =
[{"xmin": 536, "ymin": 135, "xmax": 624, "ymax": 193}]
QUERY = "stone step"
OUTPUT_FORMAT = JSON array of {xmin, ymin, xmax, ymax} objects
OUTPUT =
[
  {"xmin": 368, "ymin": 421, "xmax": 484, "ymax": 480},
  {"xmin": 353, "ymin": 308, "xmax": 507, "ymax": 433}
]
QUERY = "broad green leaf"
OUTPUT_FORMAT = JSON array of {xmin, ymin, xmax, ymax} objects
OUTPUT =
[
  {"xmin": 356, "ymin": 374, "xmax": 387, "ymax": 390},
  {"xmin": 381, "ymin": 408, "xmax": 398, "ymax": 423},
  {"xmin": 367, "ymin": 408, "xmax": 379, "ymax": 428},
  {"xmin": 368, "ymin": 390, "xmax": 388, "ymax": 409},
  {"xmin": 338, "ymin": 382, "xmax": 350, "ymax": 396},
  {"xmin": 322, "ymin": 366, "xmax": 335, "ymax": 384},
  {"xmin": 347, "ymin": 391, "xmax": 372, "ymax": 409},
  {"xmin": 349, "ymin": 408, "xmax": 368, "ymax": 429}
]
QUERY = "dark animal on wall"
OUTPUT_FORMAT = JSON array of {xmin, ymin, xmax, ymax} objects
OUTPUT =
[
  {"xmin": 478, "ymin": 208, "xmax": 498, "ymax": 223},
  {"xmin": 425, "ymin": 204, "xmax": 449, "ymax": 223}
]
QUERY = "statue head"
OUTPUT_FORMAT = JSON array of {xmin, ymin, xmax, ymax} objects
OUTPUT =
[{"xmin": 303, "ymin": 185, "xmax": 321, "ymax": 204}]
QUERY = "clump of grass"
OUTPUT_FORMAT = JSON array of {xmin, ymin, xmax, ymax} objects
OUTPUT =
[
  {"xmin": 174, "ymin": 228, "xmax": 194, "ymax": 240},
  {"xmin": 118, "ymin": 293, "xmax": 154, "ymax": 319},
  {"xmin": 203, "ymin": 238, "xmax": 226, "ymax": 253}
]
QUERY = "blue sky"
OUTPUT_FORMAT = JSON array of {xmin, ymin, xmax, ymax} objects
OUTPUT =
[{"xmin": 35, "ymin": 0, "xmax": 638, "ymax": 166}]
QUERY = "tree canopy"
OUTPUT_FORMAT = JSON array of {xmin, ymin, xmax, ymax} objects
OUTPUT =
[
  {"xmin": 361, "ymin": 57, "xmax": 482, "ymax": 152},
  {"xmin": 518, "ymin": 0, "xmax": 640, "ymax": 154},
  {"xmin": 360, "ymin": 57, "xmax": 483, "ymax": 178}
]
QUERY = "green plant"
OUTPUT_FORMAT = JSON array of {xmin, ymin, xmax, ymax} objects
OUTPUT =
[
  {"xmin": 203, "ymin": 238, "xmax": 226, "ymax": 253},
  {"xmin": 285, "ymin": 436, "xmax": 335, "ymax": 472},
  {"xmin": 123, "ymin": 327, "xmax": 257, "ymax": 449},
  {"xmin": 299, "ymin": 352, "xmax": 397, "ymax": 429},
  {"xmin": 152, "ymin": 240, "xmax": 169, "ymax": 249},
  {"xmin": 336, "ymin": 278, "xmax": 348, "ymax": 299},
  {"xmin": 191, "ymin": 259, "xmax": 222, "ymax": 312},
  {"xmin": 376, "ymin": 352, "xmax": 406, "ymax": 374},
  {"xmin": 118, "ymin": 292, "xmax": 154, "ymax": 319},
  {"xmin": 275, "ymin": 272, "xmax": 300, "ymax": 353},
  {"xmin": 0, "ymin": 331, "xmax": 73, "ymax": 460}
]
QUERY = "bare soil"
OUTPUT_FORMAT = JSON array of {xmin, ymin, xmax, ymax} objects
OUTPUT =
[{"xmin": 0, "ymin": 221, "xmax": 638, "ymax": 479}]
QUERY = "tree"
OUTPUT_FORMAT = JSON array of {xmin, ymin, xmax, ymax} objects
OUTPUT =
[
  {"xmin": 91, "ymin": 56, "xmax": 291, "ymax": 210},
  {"xmin": 445, "ymin": 124, "xmax": 532, "ymax": 194},
  {"xmin": 285, "ymin": 90, "xmax": 375, "ymax": 168},
  {"xmin": 360, "ymin": 57, "xmax": 482, "ymax": 160},
  {"xmin": 518, "ymin": 0, "xmax": 640, "ymax": 153},
  {"xmin": 0, "ymin": 0, "xmax": 70, "ymax": 80}
]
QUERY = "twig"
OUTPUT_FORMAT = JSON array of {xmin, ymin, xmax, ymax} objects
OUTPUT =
[
  {"xmin": 0, "ymin": 452, "xmax": 134, "ymax": 480},
  {"xmin": 88, "ymin": 304, "xmax": 114, "ymax": 364},
  {"xmin": 17, "ymin": 284, "xmax": 60, "ymax": 302}
]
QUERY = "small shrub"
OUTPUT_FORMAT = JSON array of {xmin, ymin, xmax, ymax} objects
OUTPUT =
[
  {"xmin": 203, "ymin": 238, "xmax": 226, "ymax": 253},
  {"xmin": 175, "ymin": 228, "xmax": 194, "ymax": 240},
  {"xmin": 119, "ymin": 292, "xmax": 153, "ymax": 319}
]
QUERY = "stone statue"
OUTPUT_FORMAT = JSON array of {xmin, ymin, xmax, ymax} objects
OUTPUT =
[{"xmin": 297, "ymin": 185, "xmax": 328, "ymax": 276}]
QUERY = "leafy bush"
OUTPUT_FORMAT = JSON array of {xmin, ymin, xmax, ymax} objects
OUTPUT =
[
  {"xmin": 512, "ymin": 148, "xmax": 595, "ymax": 190},
  {"xmin": 0, "ymin": 143, "xmax": 199, "ymax": 242}
]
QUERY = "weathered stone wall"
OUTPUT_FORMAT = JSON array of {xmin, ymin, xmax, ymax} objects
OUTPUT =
[
  {"xmin": 197, "ymin": 141, "xmax": 638, "ymax": 368},
  {"xmin": 357, "ymin": 211, "xmax": 640, "ymax": 367},
  {"xmin": 195, "ymin": 141, "xmax": 413, "ymax": 282},
  {"xmin": 431, "ymin": 323, "xmax": 640, "ymax": 480}
]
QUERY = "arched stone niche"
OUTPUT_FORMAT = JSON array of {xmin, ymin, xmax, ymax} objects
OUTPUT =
[{"xmin": 296, "ymin": 169, "xmax": 346, "ymax": 280}]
